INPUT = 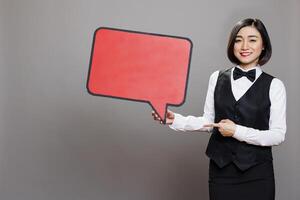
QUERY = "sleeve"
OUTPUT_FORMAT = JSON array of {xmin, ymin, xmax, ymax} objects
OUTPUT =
[
  {"xmin": 232, "ymin": 78, "xmax": 287, "ymax": 146},
  {"xmin": 168, "ymin": 70, "xmax": 219, "ymax": 132}
]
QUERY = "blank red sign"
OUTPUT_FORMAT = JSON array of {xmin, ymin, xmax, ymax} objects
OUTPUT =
[{"xmin": 87, "ymin": 27, "xmax": 192, "ymax": 122}]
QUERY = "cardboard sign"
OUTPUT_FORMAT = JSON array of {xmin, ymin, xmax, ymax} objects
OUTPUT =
[{"xmin": 87, "ymin": 27, "xmax": 192, "ymax": 122}]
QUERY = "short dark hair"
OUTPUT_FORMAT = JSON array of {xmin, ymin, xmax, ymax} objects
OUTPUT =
[{"xmin": 227, "ymin": 18, "xmax": 272, "ymax": 66}]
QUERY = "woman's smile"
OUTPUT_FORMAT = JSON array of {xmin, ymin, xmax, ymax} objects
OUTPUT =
[{"xmin": 240, "ymin": 52, "xmax": 252, "ymax": 57}]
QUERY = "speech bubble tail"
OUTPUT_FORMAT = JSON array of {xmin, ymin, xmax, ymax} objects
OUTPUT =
[{"xmin": 150, "ymin": 101, "xmax": 167, "ymax": 124}]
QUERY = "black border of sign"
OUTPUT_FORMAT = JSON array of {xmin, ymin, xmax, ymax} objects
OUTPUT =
[{"xmin": 86, "ymin": 27, "xmax": 193, "ymax": 124}]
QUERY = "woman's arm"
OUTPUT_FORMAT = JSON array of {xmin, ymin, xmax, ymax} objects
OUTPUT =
[{"xmin": 168, "ymin": 71, "xmax": 219, "ymax": 132}]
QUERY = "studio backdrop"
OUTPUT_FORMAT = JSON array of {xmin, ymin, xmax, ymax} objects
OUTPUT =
[{"xmin": 0, "ymin": 0, "xmax": 299, "ymax": 199}]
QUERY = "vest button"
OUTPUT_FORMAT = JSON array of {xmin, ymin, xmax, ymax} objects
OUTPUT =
[{"xmin": 234, "ymin": 115, "xmax": 239, "ymax": 121}]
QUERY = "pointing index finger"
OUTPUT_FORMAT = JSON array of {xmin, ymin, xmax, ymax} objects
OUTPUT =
[{"xmin": 203, "ymin": 123, "xmax": 220, "ymax": 128}]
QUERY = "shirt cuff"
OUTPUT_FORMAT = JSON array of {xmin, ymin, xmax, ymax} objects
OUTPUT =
[
  {"xmin": 232, "ymin": 125, "xmax": 248, "ymax": 142},
  {"xmin": 168, "ymin": 113, "xmax": 182, "ymax": 131}
]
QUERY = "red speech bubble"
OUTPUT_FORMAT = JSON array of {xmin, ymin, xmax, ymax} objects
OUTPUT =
[{"xmin": 87, "ymin": 27, "xmax": 192, "ymax": 123}]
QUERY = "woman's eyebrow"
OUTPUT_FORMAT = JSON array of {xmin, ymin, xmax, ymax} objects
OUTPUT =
[
  {"xmin": 248, "ymin": 35, "xmax": 259, "ymax": 38},
  {"xmin": 236, "ymin": 35, "xmax": 259, "ymax": 38}
]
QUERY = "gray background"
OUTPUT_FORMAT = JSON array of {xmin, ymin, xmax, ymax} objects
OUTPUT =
[{"xmin": 0, "ymin": 0, "xmax": 299, "ymax": 199}]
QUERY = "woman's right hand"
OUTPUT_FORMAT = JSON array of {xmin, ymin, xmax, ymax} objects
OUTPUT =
[{"xmin": 151, "ymin": 110, "xmax": 175, "ymax": 125}]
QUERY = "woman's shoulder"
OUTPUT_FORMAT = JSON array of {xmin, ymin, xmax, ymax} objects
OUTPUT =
[
  {"xmin": 271, "ymin": 77, "xmax": 286, "ymax": 90},
  {"xmin": 209, "ymin": 70, "xmax": 219, "ymax": 78},
  {"xmin": 265, "ymin": 74, "xmax": 286, "ymax": 98},
  {"xmin": 208, "ymin": 70, "xmax": 219, "ymax": 85},
  {"xmin": 209, "ymin": 67, "xmax": 233, "ymax": 79},
  {"xmin": 257, "ymin": 70, "xmax": 286, "ymax": 96},
  {"xmin": 262, "ymin": 71, "xmax": 286, "ymax": 87}
]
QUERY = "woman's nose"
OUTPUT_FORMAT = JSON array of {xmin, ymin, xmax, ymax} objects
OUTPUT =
[{"xmin": 241, "ymin": 41, "xmax": 249, "ymax": 50}]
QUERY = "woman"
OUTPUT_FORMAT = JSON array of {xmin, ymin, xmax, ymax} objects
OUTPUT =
[{"xmin": 152, "ymin": 18, "xmax": 286, "ymax": 200}]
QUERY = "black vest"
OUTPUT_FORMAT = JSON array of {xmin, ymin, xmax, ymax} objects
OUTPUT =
[{"xmin": 205, "ymin": 68, "xmax": 274, "ymax": 171}]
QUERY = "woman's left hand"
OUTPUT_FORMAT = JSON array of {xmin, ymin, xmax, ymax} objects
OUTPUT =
[{"xmin": 204, "ymin": 119, "xmax": 236, "ymax": 137}]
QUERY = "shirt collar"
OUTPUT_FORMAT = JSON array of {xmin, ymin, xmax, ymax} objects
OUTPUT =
[{"xmin": 236, "ymin": 65, "xmax": 261, "ymax": 72}]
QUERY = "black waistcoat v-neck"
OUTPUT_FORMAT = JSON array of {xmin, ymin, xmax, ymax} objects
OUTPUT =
[{"xmin": 205, "ymin": 68, "xmax": 274, "ymax": 171}]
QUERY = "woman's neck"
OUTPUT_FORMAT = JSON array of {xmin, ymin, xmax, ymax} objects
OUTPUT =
[{"xmin": 239, "ymin": 63, "xmax": 259, "ymax": 71}]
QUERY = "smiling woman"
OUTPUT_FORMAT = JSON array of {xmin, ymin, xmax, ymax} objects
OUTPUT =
[
  {"xmin": 227, "ymin": 18, "xmax": 272, "ymax": 68},
  {"xmin": 233, "ymin": 27, "xmax": 264, "ymax": 69},
  {"xmin": 152, "ymin": 18, "xmax": 286, "ymax": 200}
]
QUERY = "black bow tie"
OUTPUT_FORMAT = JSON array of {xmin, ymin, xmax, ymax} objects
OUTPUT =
[{"xmin": 233, "ymin": 67, "xmax": 256, "ymax": 82}]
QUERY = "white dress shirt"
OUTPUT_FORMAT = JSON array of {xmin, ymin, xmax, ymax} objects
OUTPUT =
[{"xmin": 169, "ymin": 66, "xmax": 287, "ymax": 147}]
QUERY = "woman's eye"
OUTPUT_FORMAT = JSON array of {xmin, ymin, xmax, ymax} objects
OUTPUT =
[
  {"xmin": 234, "ymin": 40, "xmax": 241, "ymax": 43},
  {"xmin": 250, "ymin": 39, "xmax": 257, "ymax": 42}
]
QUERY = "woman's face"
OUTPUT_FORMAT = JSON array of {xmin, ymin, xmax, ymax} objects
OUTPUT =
[{"xmin": 233, "ymin": 26, "xmax": 264, "ymax": 69}]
